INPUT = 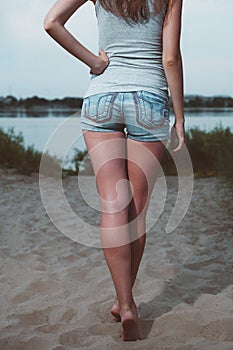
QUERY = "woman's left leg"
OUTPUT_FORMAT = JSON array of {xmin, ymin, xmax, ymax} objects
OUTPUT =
[{"xmin": 82, "ymin": 130, "xmax": 144, "ymax": 341}]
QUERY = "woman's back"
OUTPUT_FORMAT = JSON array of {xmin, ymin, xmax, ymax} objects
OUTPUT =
[{"xmin": 84, "ymin": 0, "xmax": 169, "ymax": 99}]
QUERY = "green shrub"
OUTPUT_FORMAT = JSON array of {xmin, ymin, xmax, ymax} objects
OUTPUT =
[
  {"xmin": 73, "ymin": 126, "xmax": 233, "ymax": 179},
  {"xmin": 71, "ymin": 148, "xmax": 94, "ymax": 175},
  {"xmin": 0, "ymin": 126, "xmax": 62, "ymax": 177},
  {"xmin": 185, "ymin": 125, "xmax": 233, "ymax": 178},
  {"xmin": 1, "ymin": 125, "xmax": 232, "ymax": 179}
]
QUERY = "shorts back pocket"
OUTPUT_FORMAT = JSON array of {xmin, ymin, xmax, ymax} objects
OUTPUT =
[
  {"xmin": 136, "ymin": 91, "xmax": 170, "ymax": 129},
  {"xmin": 82, "ymin": 93, "xmax": 115, "ymax": 123}
]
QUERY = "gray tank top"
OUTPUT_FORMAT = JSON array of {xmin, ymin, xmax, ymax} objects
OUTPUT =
[{"xmin": 84, "ymin": 0, "xmax": 169, "ymax": 99}]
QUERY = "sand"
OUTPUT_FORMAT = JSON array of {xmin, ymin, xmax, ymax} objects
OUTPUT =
[{"xmin": 0, "ymin": 166, "xmax": 233, "ymax": 350}]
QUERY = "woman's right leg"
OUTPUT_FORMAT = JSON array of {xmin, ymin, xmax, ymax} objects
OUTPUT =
[
  {"xmin": 111, "ymin": 138, "xmax": 168, "ymax": 321},
  {"xmin": 128, "ymin": 138, "xmax": 168, "ymax": 286}
]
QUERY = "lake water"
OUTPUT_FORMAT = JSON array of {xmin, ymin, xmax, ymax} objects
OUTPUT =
[{"xmin": 1, "ymin": 109, "xmax": 233, "ymax": 170}]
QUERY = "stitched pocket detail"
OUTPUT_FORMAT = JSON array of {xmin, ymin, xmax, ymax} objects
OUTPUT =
[
  {"xmin": 83, "ymin": 93, "xmax": 115, "ymax": 123},
  {"xmin": 135, "ymin": 91, "xmax": 170, "ymax": 130}
]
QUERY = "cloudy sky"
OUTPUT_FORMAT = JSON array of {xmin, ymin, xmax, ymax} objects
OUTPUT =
[{"xmin": 1, "ymin": 0, "xmax": 232, "ymax": 99}]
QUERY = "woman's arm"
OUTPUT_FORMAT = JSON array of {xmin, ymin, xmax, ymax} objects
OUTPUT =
[
  {"xmin": 43, "ymin": 0, "xmax": 109, "ymax": 74},
  {"xmin": 162, "ymin": 0, "xmax": 185, "ymax": 152}
]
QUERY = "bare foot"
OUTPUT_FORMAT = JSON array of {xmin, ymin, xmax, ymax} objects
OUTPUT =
[
  {"xmin": 111, "ymin": 300, "xmax": 121, "ymax": 322},
  {"xmin": 111, "ymin": 298, "xmax": 135, "ymax": 322},
  {"xmin": 120, "ymin": 308, "xmax": 144, "ymax": 341}
]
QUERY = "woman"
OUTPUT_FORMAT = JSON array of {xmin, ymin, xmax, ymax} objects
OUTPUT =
[{"xmin": 44, "ymin": 0, "xmax": 185, "ymax": 341}]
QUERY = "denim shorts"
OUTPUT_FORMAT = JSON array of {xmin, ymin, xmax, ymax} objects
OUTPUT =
[{"xmin": 80, "ymin": 91, "xmax": 170, "ymax": 142}]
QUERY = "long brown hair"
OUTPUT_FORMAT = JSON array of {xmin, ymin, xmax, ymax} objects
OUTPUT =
[{"xmin": 98, "ymin": 0, "xmax": 172, "ymax": 23}]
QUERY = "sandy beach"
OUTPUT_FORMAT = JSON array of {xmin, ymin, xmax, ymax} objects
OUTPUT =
[{"xmin": 0, "ymin": 166, "xmax": 233, "ymax": 350}]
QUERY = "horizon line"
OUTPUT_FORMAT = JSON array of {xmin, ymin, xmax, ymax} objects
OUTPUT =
[{"xmin": 1, "ymin": 93, "xmax": 233, "ymax": 100}]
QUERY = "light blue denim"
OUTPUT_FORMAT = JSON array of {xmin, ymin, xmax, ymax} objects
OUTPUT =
[{"xmin": 80, "ymin": 91, "xmax": 170, "ymax": 142}]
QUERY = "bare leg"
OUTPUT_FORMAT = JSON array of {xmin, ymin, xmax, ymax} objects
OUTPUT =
[
  {"xmin": 82, "ymin": 130, "xmax": 144, "ymax": 341},
  {"xmin": 111, "ymin": 138, "xmax": 168, "ymax": 322}
]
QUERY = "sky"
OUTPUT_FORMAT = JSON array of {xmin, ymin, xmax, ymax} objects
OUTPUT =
[{"xmin": 1, "ymin": 0, "xmax": 233, "ymax": 99}]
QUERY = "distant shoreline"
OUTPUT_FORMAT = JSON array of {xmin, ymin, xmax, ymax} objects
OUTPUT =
[
  {"xmin": 1, "ymin": 94, "xmax": 233, "ymax": 113},
  {"xmin": 1, "ymin": 106, "xmax": 233, "ymax": 116},
  {"xmin": 183, "ymin": 107, "xmax": 233, "ymax": 112},
  {"xmin": 0, "ymin": 107, "xmax": 81, "ymax": 114}
]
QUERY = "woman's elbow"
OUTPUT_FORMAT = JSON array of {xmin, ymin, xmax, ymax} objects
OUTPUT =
[
  {"xmin": 162, "ymin": 53, "xmax": 182, "ymax": 67},
  {"xmin": 43, "ymin": 16, "xmax": 57, "ymax": 32}
]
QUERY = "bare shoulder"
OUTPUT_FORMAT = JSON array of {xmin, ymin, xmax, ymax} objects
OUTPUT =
[{"xmin": 164, "ymin": 0, "xmax": 183, "ymax": 25}]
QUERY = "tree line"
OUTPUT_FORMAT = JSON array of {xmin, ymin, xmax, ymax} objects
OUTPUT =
[
  {"xmin": 0, "ymin": 95, "xmax": 83, "ymax": 110},
  {"xmin": 1, "ymin": 94, "xmax": 233, "ymax": 110}
]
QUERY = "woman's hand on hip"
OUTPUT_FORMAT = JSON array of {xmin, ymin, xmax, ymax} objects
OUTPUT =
[{"xmin": 90, "ymin": 49, "xmax": 109, "ymax": 75}]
